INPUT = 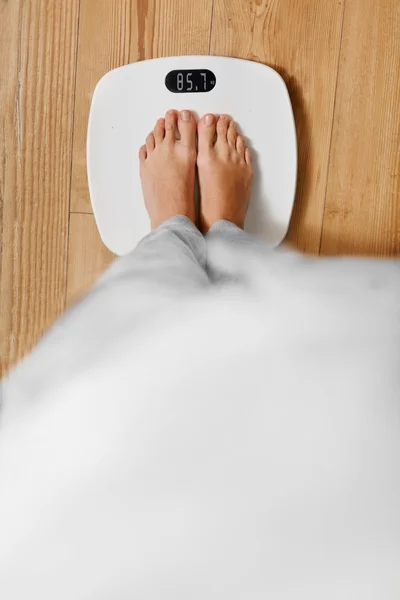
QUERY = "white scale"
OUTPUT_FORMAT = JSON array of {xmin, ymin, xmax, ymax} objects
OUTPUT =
[{"xmin": 87, "ymin": 56, "xmax": 297, "ymax": 256}]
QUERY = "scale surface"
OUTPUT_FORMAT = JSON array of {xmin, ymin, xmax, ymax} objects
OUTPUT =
[{"xmin": 87, "ymin": 56, "xmax": 297, "ymax": 256}]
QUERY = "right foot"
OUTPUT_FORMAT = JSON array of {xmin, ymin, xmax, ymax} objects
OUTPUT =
[
  {"xmin": 197, "ymin": 114, "xmax": 253, "ymax": 233},
  {"xmin": 139, "ymin": 110, "xmax": 197, "ymax": 230}
]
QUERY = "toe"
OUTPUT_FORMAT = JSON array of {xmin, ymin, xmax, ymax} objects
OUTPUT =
[
  {"xmin": 236, "ymin": 135, "xmax": 245, "ymax": 159},
  {"xmin": 227, "ymin": 121, "xmax": 237, "ymax": 149},
  {"xmin": 198, "ymin": 113, "xmax": 216, "ymax": 152},
  {"xmin": 146, "ymin": 132, "xmax": 155, "ymax": 152},
  {"xmin": 177, "ymin": 110, "xmax": 196, "ymax": 147},
  {"xmin": 139, "ymin": 144, "xmax": 147, "ymax": 161},
  {"xmin": 165, "ymin": 110, "xmax": 178, "ymax": 141},
  {"xmin": 216, "ymin": 115, "xmax": 230, "ymax": 143},
  {"xmin": 154, "ymin": 118, "xmax": 165, "ymax": 144},
  {"xmin": 245, "ymin": 147, "xmax": 252, "ymax": 166}
]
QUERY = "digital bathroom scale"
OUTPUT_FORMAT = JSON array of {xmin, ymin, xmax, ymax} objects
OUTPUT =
[{"xmin": 87, "ymin": 56, "xmax": 297, "ymax": 256}]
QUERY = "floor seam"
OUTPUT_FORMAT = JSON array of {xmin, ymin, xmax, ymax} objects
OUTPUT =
[
  {"xmin": 208, "ymin": 0, "xmax": 215, "ymax": 55},
  {"xmin": 65, "ymin": 0, "xmax": 82, "ymax": 304},
  {"xmin": 318, "ymin": 0, "xmax": 347, "ymax": 254}
]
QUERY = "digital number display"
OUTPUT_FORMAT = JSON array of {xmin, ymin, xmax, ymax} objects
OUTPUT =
[{"xmin": 165, "ymin": 69, "xmax": 216, "ymax": 93}]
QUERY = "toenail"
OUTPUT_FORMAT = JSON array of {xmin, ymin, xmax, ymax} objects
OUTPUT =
[
  {"xmin": 180, "ymin": 110, "xmax": 191, "ymax": 121},
  {"xmin": 205, "ymin": 114, "xmax": 215, "ymax": 126}
]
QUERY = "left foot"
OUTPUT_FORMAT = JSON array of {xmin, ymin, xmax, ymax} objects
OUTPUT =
[{"xmin": 139, "ymin": 110, "xmax": 197, "ymax": 229}]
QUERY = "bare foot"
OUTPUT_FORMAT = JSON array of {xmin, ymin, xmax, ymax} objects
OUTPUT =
[
  {"xmin": 197, "ymin": 114, "xmax": 253, "ymax": 233},
  {"xmin": 139, "ymin": 109, "xmax": 197, "ymax": 229}
]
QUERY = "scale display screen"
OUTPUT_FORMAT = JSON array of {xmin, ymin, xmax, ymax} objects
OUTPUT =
[{"xmin": 165, "ymin": 69, "xmax": 216, "ymax": 93}]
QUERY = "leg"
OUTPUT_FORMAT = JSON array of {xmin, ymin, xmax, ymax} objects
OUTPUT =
[
  {"xmin": 197, "ymin": 113, "xmax": 253, "ymax": 234},
  {"xmin": 102, "ymin": 108, "xmax": 208, "ymax": 293},
  {"xmin": 196, "ymin": 112, "xmax": 258, "ymax": 282},
  {"xmin": 74, "ymin": 108, "xmax": 208, "ymax": 317}
]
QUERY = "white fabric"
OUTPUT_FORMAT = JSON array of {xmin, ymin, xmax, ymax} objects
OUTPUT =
[{"xmin": 0, "ymin": 216, "xmax": 399, "ymax": 599}]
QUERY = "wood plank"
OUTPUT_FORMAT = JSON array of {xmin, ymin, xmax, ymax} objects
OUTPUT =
[
  {"xmin": 71, "ymin": 0, "xmax": 214, "ymax": 213},
  {"xmin": 0, "ymin": 0, "xmax": 20, "ymax": 377},
  {"xmin": 0, "ymin": 0, "xmax": 80, "ymax": 377},
  {"xmin": 321, "ymin": 0, "xmax": 400, "ymax": 256},
  {"xmin": 210, "ymin": 0, "xmax": 345, "ymax": 253},
  {"xmin": 67, "ymin": 214, "xmax": 114, "ymax": 306}
]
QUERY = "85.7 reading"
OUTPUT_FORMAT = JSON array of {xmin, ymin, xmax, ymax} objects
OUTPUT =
[
  {"xmin": 165, "ymin": 69, "xmax": 216, "ymax": 94},
  {"xmin": 177, "ymin": 72, "xmax": 206, "ymax": 91}
]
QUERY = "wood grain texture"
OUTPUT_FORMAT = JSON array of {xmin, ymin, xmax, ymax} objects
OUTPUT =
[
  {"xmin": 0, "ymin": 0, "xmax": 20, "ymax": 378},
  {"xmin": 70, "ymin": 0, "xmax": 133, "ymax": 214},
  {"xmin": 67, "ymin": 214, "xmax": 114, "ymax": 306},
  {"xmin": 71, "ymin": 0, "xmax": 214, "ymax": 213},
  {"xmin": 210, "ymin": 0, "xmax": 345, "ymax": 253},
  {"xmin": 321, "ymin": 0, "xmax": 400, "ymax": 255},
  {"xmin": 0, "ymin": 0, "xmax": 79, "ymax": 377}
]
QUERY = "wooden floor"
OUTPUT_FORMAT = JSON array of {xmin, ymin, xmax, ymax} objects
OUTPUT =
[{"xmin": 1, "ymin": 0, "xmax": 399, "ymax": 376}]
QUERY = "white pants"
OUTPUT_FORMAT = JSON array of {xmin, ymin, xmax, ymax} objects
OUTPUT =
[{"xmin": 1, "ymin": 216, "xmax": 399, "ymax": 599}]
